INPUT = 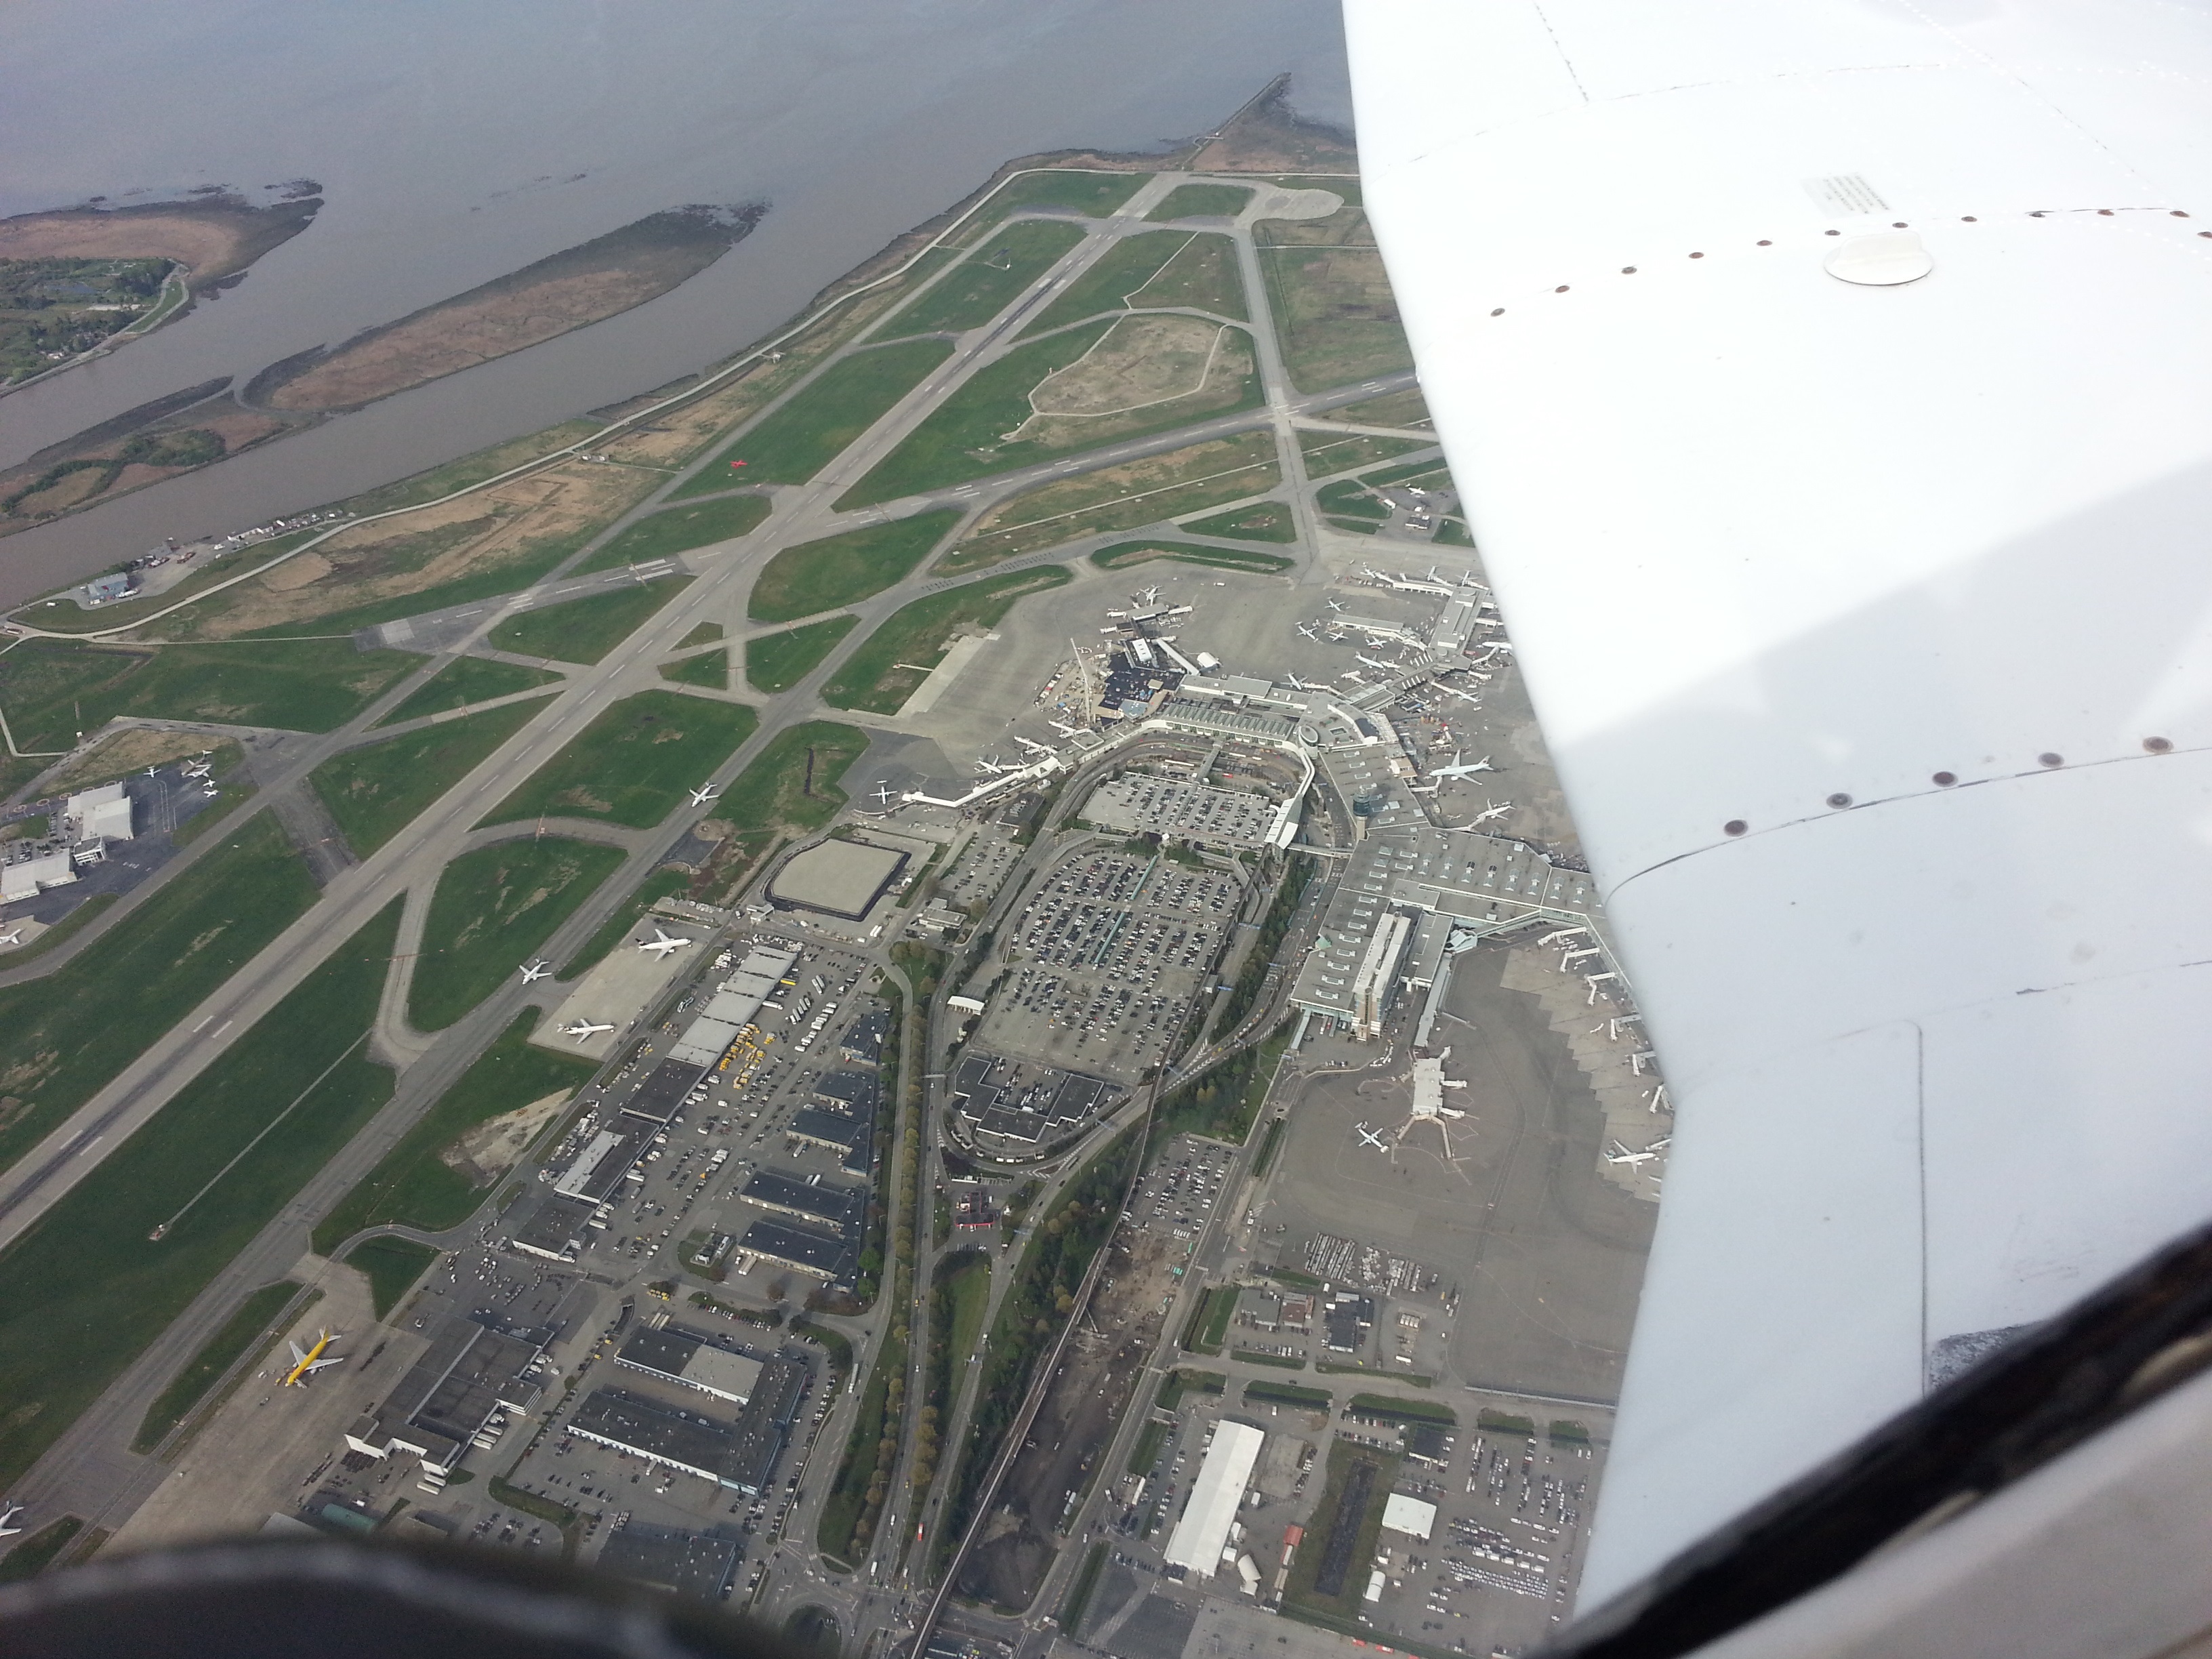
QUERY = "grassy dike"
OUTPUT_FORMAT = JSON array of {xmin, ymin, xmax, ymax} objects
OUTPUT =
[{"xmin": 0, "ymin": 899, "xmax": 403, "ymax": 1487}]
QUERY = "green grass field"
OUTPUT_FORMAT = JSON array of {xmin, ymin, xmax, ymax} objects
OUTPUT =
[
  {"xmin": 478, "ymin": 690, "xmax": 758, "ymax": 829},
  {"xmin": 486, "ymin": 574, "xmax": 691, "ymax": 663},
  {"xmin": 888, "ymin": 221, "xmax": 1086, "ymax": 335},
  {"xmin": 659, "ymin": 648, "xmax": 728, "ymax": 691},
  {"xmin": 718, "ymin": 722, "xmax": 869, "ymax": 836},
  {"xmin": 575, "ymin": 495, "xmax": 771, "ymax": 570},
  {"xmin": 1298, "ymin": 430, "xmax": 1434, "ymax": 477},
  {"xmin": 1185, "ymin": 1285, "xmax": 1238, "ymax": 1354},
  {"xmin": 0, "ymin": 637, "xmax": 421, "ymax": 752},
  {"xmin": 1359, "ymin": 455, "xmax": 1455, "ymax": 489},
  {"xmin": 409, "ymin": 839, "xmax": 629, "ymax": 1030},
  {"xmin": 1148, "ymin": 183, "xmax": 1254, "ymax": 221},
  {"xmin": 1090, "ymin": 539, "xmax": 1294, "ymax": 574},
  {"xmin": 823, "ymin": 567, "xmax": 1072, "ymax": 714},
  {"xmin": 746, "ymin": 510, "xmax": 958, "ymax": 623},
  {"xmin": 1021, "ymin": 230, "xmax": 1245, "ymax": 333},
  {"xmin": 312, "ymin": 698, "xmax": 544, "ymax": 856},
  {"xmin": 1284, "ymin": 1439, "xmax": 1403, "ymax": 1623},
  {"xmin": 1258, "ymin": 242, "xmax": 1417, "ymax": 394},
  {"xmin": 1316, "ymin": 478, "xmax": 1388, "ymax": 520},
  {"xmin": 560, "ymin": 867, "xmax": 690, "ymax": 979},
  {"xmin": 258, "ymin": 525, "xmax": 609, "ymax": 640},
  {"xmin": 674, "ymin": 341, "xmax": 955, "ymax": 497},
  {"xmin": 1178, "ymin": 501, "xmax": 1297, "ymax": 541},
  {"xmin": 315, "ymin": 1012, "xmax": 592, "ymax": 1252},
  {"xmin": 834, "ymin": 321, "xmax": 1113, "ymax": 506},
  {"xmin": 0, "ymin": 817, "xmax": 315, "ymax": 1177},
  {"xmin": 346, "ymin": 1237, "xmax": 441, "ymax": 1319},
  {"xmin": 746, "ymin": 615, "xmax": 858, "ymax": 692},
  {"xmin": 0, "ymin": 1517, "xmax": 83, "ymax": 1582},
  {"xmin": 374, "ymin": 657, "xmax": 562, "ymax": 725},
  {"xmin": 132, "ymin": 1280, "xmax": 302, "ymax": 1452},
  {"xmin": 979, "ymin": 171, "xmax": 1146, "ymax": 220},
  {"xmin": 0, "ymin": 900, "xmax": 402, "ymax": 1489}
]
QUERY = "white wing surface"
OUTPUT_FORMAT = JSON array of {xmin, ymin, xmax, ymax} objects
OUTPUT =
[{"xmin": 1345, "ymin": 0, "xmax": 2212, "ymax": 1607}]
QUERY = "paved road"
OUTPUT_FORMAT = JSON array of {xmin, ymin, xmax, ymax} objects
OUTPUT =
[{"xmin": 0, "ymin": 167, "xmax": 1410, "ymax": 1555}]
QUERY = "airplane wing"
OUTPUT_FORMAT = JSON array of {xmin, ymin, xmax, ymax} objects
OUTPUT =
[
  {"xmin": 1348, "ymin": 0, "xmax": 2212, "ymax": 1612},
  {"xmin": 286, "ymin": 1341, "xmax": 306, "ymax": 1366}
]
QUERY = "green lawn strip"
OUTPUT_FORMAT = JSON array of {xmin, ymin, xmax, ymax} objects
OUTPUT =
[
  {"xmin": 1255, "ymin": 1264, "xmax": 1324, "ymax": 1290},
  {"xmin": 1178, "ymin": 501, "xmax": 1296, "ymax": 542},
  {"xmin": 575, "ymin": 495, "xmax": 772, "ymax": 569},
  {"xmin": 912, "ymin": 1249, "xmax": 991, "ymax": 1516},
  {"xmin": 374, "ymin": 657, "xmax": 562, "ymax": 726},
  {"xmin": 678, "ymin": 622, "xmax": 723, "ymax": 649},
  {"xmin": 746, "ymin": 615, "xmax": 858, "ymax": 693},
  {"xmin": 714, "ymin": 721, "xmax": 870, "ymax": 839},
  {"xmin": 1283, "ymin": 1439, "xmax": 1401, "ymax": 1622},
  {"xmin": 1060, "ymin": 1540, "xmax": 1109, "ymax": 1637},
  {"xmin": 489, "ymin": 1474, "xmax": 577, "ymax": 1532},
  {"xmin": 1360, "ymin": 455, "xmax": 1456, "ymax": 489},
  {"xmin": 930, "ymin": 1128, "xmax": 1138, "ymax": 1584},
  {"xmin": 747, "ymin": 511, "xmax": 960, "ymax": 623},
  {"xmin": 132, "ymin": 1280, "xmax": 304, "ymax": 1452},
  {"xmin": 1023, "ymin": 231, "xmax": 1244, "ymax": 336},
  {"xmin": 1155, "ymin": 1368, "xmax": 1225, "ymax": 1412},
  {"xmin": 486, "ymin": 574, "xmax": 691, "ymax": 664},
  {"xmin": 0, "ymin": 899, "xmax": 402, "ymax": 1488},
  {"xmin": 1297, "ymin": 430, "xmax": 1433, "ymax": 475},
  {"xmin": 1182, "ymin": 1285, "xmax": 1237, "ymax": 1355},
  {"xmin": 409, "ymin": 839, "xmax": 630, "ymax": 1030},
  {"xmin": 1347, "ymin": 1393, "xmax": 1456, "ymax": 1427},
  {"xmin": 1266, "ymin": 176, "xmax": 1363, "ymax": 205},
  {"xmin": 0, "ymin": 638, "xmax": 419, "ymax": 752},
  {"xmin": 1477, "ymin": 1409, "xmax": 1537, "ymax": 1435},
  {"xmin": 1245, "ymin": 1379, "xmax": 1330, "ymax": 1410},
  {"xmin": 835, "ymin": 321, "xmax": 1113, "ymax": 508},
  {"xmin": 1315, "ymin": 386, "xmax": 1427, "ymax": 428},
  {"xmin": 345, "ymin": 1237, "xmax": 442, "ymax": 1319},
  {"xmin": 1234, "ymin": 1349, "xmax": 1306, "ymax": 1370},
  {"xmin": 888, "ymin": 221, "xmax": 1086, "ymax": 335},
  {"xmin": 823, "ymin": 567, "xmax": 1072, "ymax": 715},
  {"xmin": 478, "ymin": 689, "xmax": 758, "ymax": 829},
  {"xmin": 1315, "ymin": 479, "xmax": 1387, "ymax": 520},
  {"xmin": 1315, "ymin": 1362, "xmax": 1433, "ymax": 1386},
  {"xmin": 1550, "ymin": 1419, "xmax": 1593, "ymax": 1446},
  {"xmin": 559, "ymin": 867, "xmax": 691, "ymax": 979},
  {"xmin": 1089, "ymin": 540, "xmax": 1292, "ymax": 574},
  {"xmin": 313, "ymin": 1012, "xmax": 592, "ymax": 1252},
  {"xmin": 659, "ymin": 649, "xmax": 728, "ymax": 691},
  {"xmin": 673, "ymin": 342, "xmax": 955, "ymax": 497},
  {"xmin": 1250, "ymin": 1117, "xmax": 1286, "ymax": 1179},
  {"xmin": 312, "ymin": 698, "xmax": 544, "ymax": 857},
  {"xmin": 1215, "ymin": 859, "xmax": 1313, "ymax": 1033},
  {"xmin": 0, "ymin": 816, "xmax": 316, "ymax": 1176},
  {"xmin": 1127, "ymin": 1418, "xmax": 1170, "ymax": 1476},
  {"xmin": 816, "ymin": 1328, "xmax": 905, "ymax": 1562},
  {"xmin": 0, "ymin": 1517, "xmax": 83, "ymax": 1582},
  {"xmin": 1149, "ymin": 184, "xmax": 1254, "ymax": 221},
  {"xmin": 1435, "ymin": 518, "xmax": 1474, "ymax": 547},
  {"xmin": 1324, "ymin": 516, "xmax": 1380, "ymax": 537}
]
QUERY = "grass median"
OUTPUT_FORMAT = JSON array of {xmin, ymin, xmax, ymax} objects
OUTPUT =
[
  {"xmin": 478, "ymin": 689, "xmax": 758, "ymax": 830},
  {"xmin": 487, "ymin": 574, "xmax": 691, "ymax": 664},
  {"xmin": 409, "ymin": 839, "xmax": 629, "ymax": 1030},
  {"xmin": 374, "ymin": 657, "xmax": 562, "ymax": 725},
  {"xmin": 1021, "ymin": 228, "xmax": 1244, "ymax": 334},
  {"xmin": 576, "ymin": 494, "xmax": 771, "ymax": 567},
  {"xmin": 746, "ymin": 512, "xmax": 958, "ymax": 623},
  {"xmin": 0, "ymin": 899, "xmax": 402, "ymax": 1488},
  {"xmin": 676, "ymin": 341, "xmax": 954, "ymax": 495},
  {"xmin": 745, "ymin": 616, "xmax": 857, "ymax": 693},
  {"xmin": 312, "ymin": 697, "xmax": 546, "ymax": 856},
  {"xmin": 886, "ymin": 221, "xmax": 1085, "ymax": 335},
  {"xmin": 346, "ymin": 1237, "xmax": 442, "ymax": 1319}
]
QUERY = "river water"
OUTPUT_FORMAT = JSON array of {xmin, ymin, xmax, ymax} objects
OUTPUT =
[{"xmin": 0, "ymin": 0, "xmax": 1347, "ymax": 606}]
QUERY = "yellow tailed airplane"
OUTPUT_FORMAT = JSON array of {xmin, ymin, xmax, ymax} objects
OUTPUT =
[{"xmin": 281, "ymin": 1330, "xmax": 344, "ymax": 1387}]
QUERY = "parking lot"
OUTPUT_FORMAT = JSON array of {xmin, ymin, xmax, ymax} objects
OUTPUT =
[
  {"xmin": 1126, "ymin": 1134, "xmax": 1238, "ymax": 1246},
  {"xmin": 975, "ymin": 847, "xmax": 1243, "ymax": 1083}
]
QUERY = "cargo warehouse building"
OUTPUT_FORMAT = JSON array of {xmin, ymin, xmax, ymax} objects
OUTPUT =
[{"xmin": 567, "ymin": 1356, "xmax": 806, "ymax": 1494}]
